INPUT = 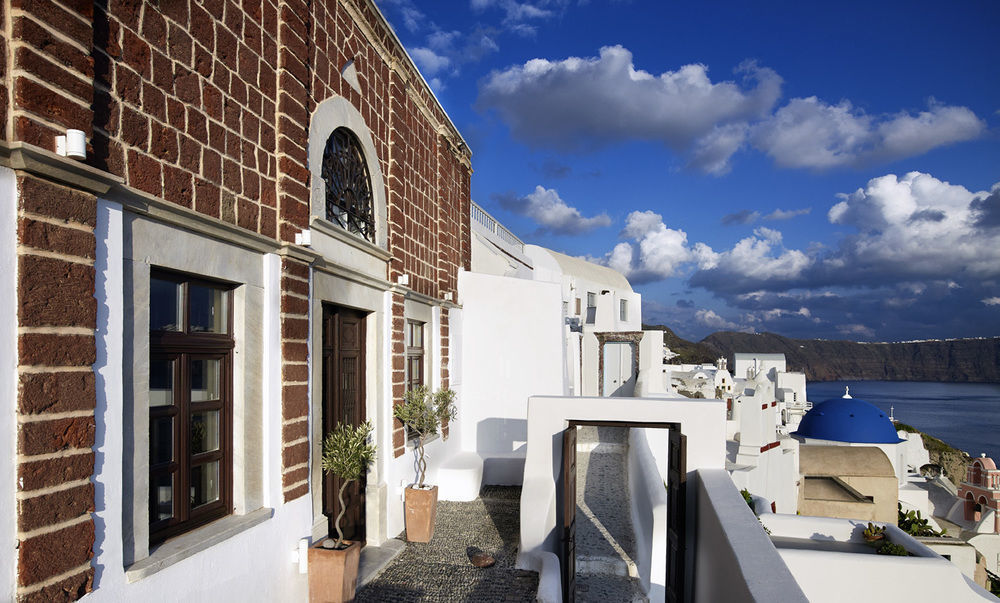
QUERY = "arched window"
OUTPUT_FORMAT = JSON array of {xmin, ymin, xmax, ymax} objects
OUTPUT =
[{"xmin": 322, "ymin": 127, "xmax": 375, "ymax": 243}]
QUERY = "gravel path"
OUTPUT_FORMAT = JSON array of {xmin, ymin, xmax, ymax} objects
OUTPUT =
[{"xmin": 355, "ymin": 486, "xmax": 538, "ymax": 602}]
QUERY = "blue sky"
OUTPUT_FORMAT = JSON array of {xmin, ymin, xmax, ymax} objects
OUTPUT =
[{"xmin": 376, "ymin": 0, "xmax": 1000, "ymax": 342}]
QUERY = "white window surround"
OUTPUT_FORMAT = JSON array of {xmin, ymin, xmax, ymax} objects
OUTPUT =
[
  {"xmin": 122, "ymin": 213, "xmax": 270, "ymax": 573},
  {"xmin": 308, "ymin": 96, "xmax": 388, "ymax": 252}
]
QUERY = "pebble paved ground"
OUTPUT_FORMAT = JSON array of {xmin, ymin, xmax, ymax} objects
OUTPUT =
[
  {"xmin": 575, "ymin": 426, "xmax": 648, "ymax": 603},
  {"xmin": 355, "ymin": 485, "xmax": 538, "ymax": 602}
]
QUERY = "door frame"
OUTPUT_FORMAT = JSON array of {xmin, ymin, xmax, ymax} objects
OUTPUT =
[
  {"xmin": 560, "ymin": 420, "xmax": 687, "ymax": 603},
  {"xmin": 321, "ymin": 303, "xmax": 369, "ymax": 544},
  {"xmin": 594, "ymin": 332, "xmax": 642, "ymax": 396}
]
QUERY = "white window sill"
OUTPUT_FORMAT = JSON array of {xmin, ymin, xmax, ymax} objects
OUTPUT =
[{"xmin": 125, "ymin": 507, "xmax": 273, "ymax": 582}]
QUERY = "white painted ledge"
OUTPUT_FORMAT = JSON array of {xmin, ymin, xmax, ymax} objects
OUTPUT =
[{"xmin": 125, "ymin": 508, "xmax": 273, "ymax": 582}]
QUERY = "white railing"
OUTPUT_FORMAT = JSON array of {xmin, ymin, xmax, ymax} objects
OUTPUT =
[{"xmin": 470, "ymin": 201, "xmax": 524, "ymax": 250}]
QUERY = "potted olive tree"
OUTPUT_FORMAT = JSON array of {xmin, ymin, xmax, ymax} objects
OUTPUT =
[
  {"xmin": 393, "ymin": 385, "xmax": 456, "ymax": 542},
  {"xmin": 308, "ymin": 420, "xmax": 376, "ymax": 603}
]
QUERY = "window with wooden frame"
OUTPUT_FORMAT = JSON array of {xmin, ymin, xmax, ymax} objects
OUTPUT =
[
  {"xmin": 405, "ymin": 320, "xmax": 425, "ymax": 392},
  {"xmin": 148, "ymin": 270, "xmax": 234, "ymax": 544},
  {"xmin": 585, "ymin": 292, "xmax": 597, "ymax": 325}
]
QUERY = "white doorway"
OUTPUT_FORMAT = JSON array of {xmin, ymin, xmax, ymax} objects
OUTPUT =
[{"xmin": 602, "ymin": 342, "xmax": 636, "ymax": 397}]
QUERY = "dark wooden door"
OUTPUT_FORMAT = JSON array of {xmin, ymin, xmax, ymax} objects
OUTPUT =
[
  {"xmin": 561, "ymin": 425, "xmax": 577, "ymax": 603},
  {"xmin": 666, "ymin": 429, "xmax": 687, "ymax": 602},
  {"xmin": 322, "ymin": 305, "xmax": 367, "ymax": 544}
]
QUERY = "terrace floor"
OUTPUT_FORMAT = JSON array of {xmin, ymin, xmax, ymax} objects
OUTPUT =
[{"xmin": 355, "ymin": 485, "xmax": 539, "ymax": 601}]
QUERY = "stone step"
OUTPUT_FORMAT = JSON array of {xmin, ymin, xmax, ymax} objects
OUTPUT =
[
  {"xmin": 575, "ymin": 573, "xmax": 649, "ymax": 603},
  {"xmin": 576, "ymin": 441, "xmax": 627, "ymax": 454},
  {"xmin": 577, "ymin": 553, "xmax": 639, "ymax": 578}
]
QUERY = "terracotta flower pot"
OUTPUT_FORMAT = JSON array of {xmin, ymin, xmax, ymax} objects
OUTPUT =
[
  {"xmin": 404, "ymin": 485, "xmax": 438, "ymax": 542},
  {"xmin": 308, "ymin": 539, "xmax": 361, "ymax": 603}
]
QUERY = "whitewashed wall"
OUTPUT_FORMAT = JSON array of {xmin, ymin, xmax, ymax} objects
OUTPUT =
[{"xmin": 458, "ymin": 271, "xmax": 565, "ymax": 484}]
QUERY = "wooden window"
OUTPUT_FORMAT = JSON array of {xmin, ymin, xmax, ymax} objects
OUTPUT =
[
  {"xmin": 575, "ymin": 298, "xmax": 581, "ymax": 315},
  {"xmin": 149, "ymin": 270, "xmax": 234, "ymax": 544},
  {"xmin": 405, "ymin": 320, "xmax": 425, "ymax": 392}
]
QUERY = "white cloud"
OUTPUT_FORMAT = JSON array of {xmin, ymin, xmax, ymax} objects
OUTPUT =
[
  {"xmin": 496, "ymin": 186, "xmax": 611, "ymax": 235},
  {"xmin": 825, "ymin": 172, "xmax": 1000, "ymax": 282},
  {"xmin": 753, "ymin": 98, "xmax": 985, "ymax": 169},
  {"xmin": 983, "ymin": 297, "xmax": 1000, "ymax": 306},
  {"xmin": 410, "ymin": 47, "xmax": 451, "ymax": 76},
  {"xmin": 604, "ymin": 210, "xmax": 695, "ymax": 282},
  {"xmin": 695, "ymin": 309, "xmax": 740, "ymax": 330},
  {"xmin": 478, "ymin": 46, "xmax": 782, "ymax": 163}
]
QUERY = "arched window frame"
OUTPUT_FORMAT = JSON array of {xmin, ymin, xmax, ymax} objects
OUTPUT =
[{"xmin": 308, "ymin": 97, "xmax": 388, "ymax": 250}]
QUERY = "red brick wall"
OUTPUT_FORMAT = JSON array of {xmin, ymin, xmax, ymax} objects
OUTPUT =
[
  {"xmin": 8, "ymin": 0, "xmax": 469, "ymax": 543},
  {"xmin": 15, "ymin": 175, "xmax": 97, "ymax": 601}
]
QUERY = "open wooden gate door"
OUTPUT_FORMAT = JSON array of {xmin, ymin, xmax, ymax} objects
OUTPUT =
[
  {"xmin": 562, "ymin": 425, "xmax": 577, "ymax": 603},
  {"xmin": 666, "ymin": 429, "xmax": 687, "ymax": 602}
]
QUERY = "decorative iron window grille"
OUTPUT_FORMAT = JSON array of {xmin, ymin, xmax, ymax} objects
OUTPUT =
[{"xmin": 322, "ymin": 127, "xmax": 375, "ymax": 242}]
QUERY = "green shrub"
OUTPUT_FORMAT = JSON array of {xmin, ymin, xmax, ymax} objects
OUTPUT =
[
  {"xmin": 876, "ymin": 541, "xmax": 908, "ymax": 556},
  {"xmin": 321, "ymin": 420, "xmax": 376, "ymax": 547},
  {"xmin": 898, "ymin": 503, "xmax": 946, "ymax": 537},
  {"xmin": 393, "ymin": 386, "xmax": 457, "ymax": 487}
]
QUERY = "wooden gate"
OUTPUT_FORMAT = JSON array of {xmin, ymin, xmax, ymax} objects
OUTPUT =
[
  {"xmin": 561, "ymin": 425, "xmax": 577, "ymax": 603},
  {"xmin": 666, "ymin": 428, "xmax": 687, "ymax": 602},
  {"xmin": 560, "ymin": 421, "xmax": 687, "ymax": 603}
]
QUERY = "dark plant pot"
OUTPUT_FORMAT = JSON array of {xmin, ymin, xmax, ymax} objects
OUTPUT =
[
  {"xmin": 404, "ymin": 485, "xmax": 438, "ymax": 542},
  {"xmin": 308, "ymin": 539, "xmax": 361, "ymax": 603}
]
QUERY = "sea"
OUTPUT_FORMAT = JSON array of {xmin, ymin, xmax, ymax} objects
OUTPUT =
[{"xmin": 807, "ymin": 380, "xmax": 1000, "ymax": 462}]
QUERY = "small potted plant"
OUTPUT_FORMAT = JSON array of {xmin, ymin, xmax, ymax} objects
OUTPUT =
[
  {"xmin": 308, "ymin": 420, "xmax": 376, "ymax": 603},
  {"xmin": 862, "ymin": 522, "xmax": 886, "ymax": 544},
  {"xmin": 393, "ymin": 385, "xmax": 456, "ymax": 542}
]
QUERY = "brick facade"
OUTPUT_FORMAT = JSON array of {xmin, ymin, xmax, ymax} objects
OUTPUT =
[
  {"xmin": 15, "ymin": 175, "xmax": 97, "ymax": 601},
  {"xmin": 5, "ymin": 0, "xmax": 470, "ymax": 596}
]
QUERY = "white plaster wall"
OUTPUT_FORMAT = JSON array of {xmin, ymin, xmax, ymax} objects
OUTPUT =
[
  {"xmin": 0, "ymin": 166, "xmax": 17, "ymax": 601},
  {"xmin": 458, "ymin": 271, "xmax": 565, "ymax": 483},
  {"xmin": 968, "ymin": 533, "xmax": 1000, "ymax": 574},
  {"xmin": 90, "ymin": 209, "xmax": 311, "ymax": 600},
  {"xmin": 694, "ymin": 470, "xmax": 807, "ymax": 603},
  {"xmin": 517, "ymin": 395, "xmax": 726, "ymax": 567},
  {"xmin": 628, "ymin": 428, "xmax": 668, "ymax": 601}
]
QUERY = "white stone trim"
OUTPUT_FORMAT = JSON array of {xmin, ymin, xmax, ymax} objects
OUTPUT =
[
  {"xmin": 0, "ymin": 166, "xmax": 17, "ymax": 601},
  {"xmin": 308, "ymin": 96, "xmax": 388, "ymax": 252},
  {"xmin": 121, "ymin": 211, "xmax": 269, "ymax": 567}
]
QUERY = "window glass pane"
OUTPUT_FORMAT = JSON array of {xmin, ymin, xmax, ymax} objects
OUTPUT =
[
  {"xmin": 190, "ymin": 358, "xmax": 220, "ymax": 401},
  {"xmin": 150, "ymin": 417, "xmax": 173, "ymax": 464},
  {"xmin": 150, "ymin": 278, "xmax": 182, "ymax": 331},
  {"xmin": 149, "ymin": 359, "xmax": 174, "ymax": 406},
  {"xmin": 191, "ymin": 411, "xmax": 220, "ymax": 454},
  {"xmin": 151, "ymin": 473, "xmax": 174, "ymax": 522},
  {"xmin": 412, "ymin": 323, "xmax": 422, "ymax": 348},
  {"xmin": 189, "ymin": 284, "xmax": 228, "ymax": 333},
  {"xmin": 190, "ymin": 461, "xmax": 220, "ymax": 507},
  {"xmin": 587, "ymin": 292, "xmax": 596, "ymax": 308}
]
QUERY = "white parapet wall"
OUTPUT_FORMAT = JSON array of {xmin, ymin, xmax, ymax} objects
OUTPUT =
[{"xmin": 516, "ymin": 395, "xmax": 727, "ymax": 587}]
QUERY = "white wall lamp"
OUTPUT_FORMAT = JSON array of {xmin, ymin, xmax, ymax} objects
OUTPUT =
[
  {"xmin": 443, "ymin": 292, "xmax": 453, "ymax": 302},
  {"xmin": 55, "ymin": 129, "xmax": 87, "ymax": 160},
  {"xmin": 396, "ymin": 274, "xmax": 410, "ymax": 286},
  {"xmin": 294, "ymin": 229, "xmax": 311, "ymax": 247}
]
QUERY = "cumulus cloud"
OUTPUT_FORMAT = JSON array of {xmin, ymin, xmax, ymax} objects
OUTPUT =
[
  {"xmin": 971, "ymin": 189, "xmax": 1000, "ymax": 229},
  {"xmin": 494, "ymin": 186, "xmax": 611, "ymax": 235},
  {"xmin": 478, "ymin": 47, "xmax": 782, "ymax": 162},
  {"xmin": 695, "ymin": 309, "xmax": 740, "ymax": 330},
  {"xmin": 824, "ymin": 172, "xmax": 1000, "ymax": 283},
  {"xmin": 983, "ymin": 297, "xmax": 1000, "ymax": 306},
  {"xmin": 603, "ymin": 210, "xmax": 696, "ymax": 283},
  {"xmin": 410, "ymin": 47, "xmax": 451, "ymax": 76},
  {"xmin": 752, "ymin": 98, "xmax": 985, "ymax": 169}
]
